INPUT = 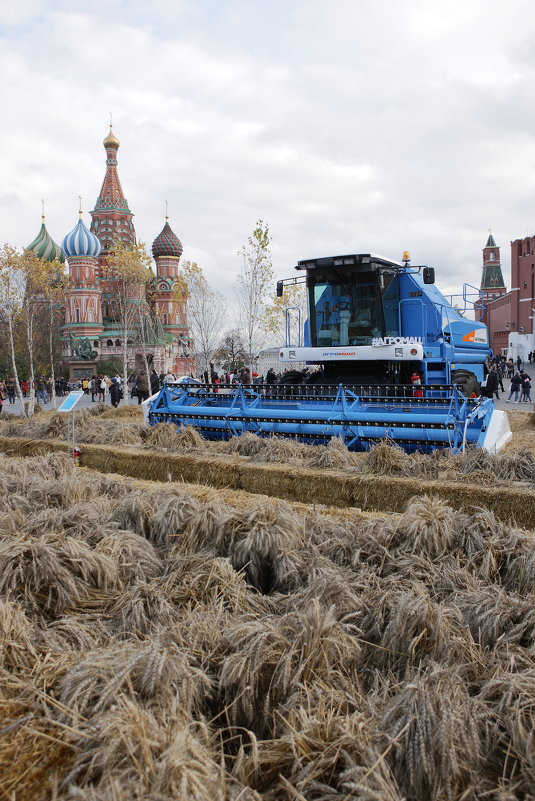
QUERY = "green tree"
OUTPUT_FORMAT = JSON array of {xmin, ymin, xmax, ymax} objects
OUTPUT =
[
  {"xmin": 213, "ymin": 330, "xmax": 248, "ymax": 372},
  {"xmin": 237, "ymin": 220, "xmax": 274, "ymax": 370}
]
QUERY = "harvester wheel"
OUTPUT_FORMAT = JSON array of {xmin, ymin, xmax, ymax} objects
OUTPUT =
[{"xmin": 451, "ymin": 369, "xmax": 481, "ymax": 398}]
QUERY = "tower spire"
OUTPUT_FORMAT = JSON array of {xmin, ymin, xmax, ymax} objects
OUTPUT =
[{"xmin": 90, "ymin": 125, "xmax": 135, "ymax": 251}]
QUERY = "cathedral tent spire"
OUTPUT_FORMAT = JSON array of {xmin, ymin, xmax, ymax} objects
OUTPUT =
[{"xmin": 90, "ymin": 125, "xmax": 135, "ymax": 251}]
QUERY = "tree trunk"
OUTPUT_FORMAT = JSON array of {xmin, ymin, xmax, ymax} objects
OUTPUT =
[
  {"xmin": 123, "ymin": 321, "xmax": 129, "ymax": 405},
  {"xmin": 25, "ymin": 303, "xmax": 36, "ymax": 417},
  {"xmin": 49, "ymin": 301, "xmax": 57, "ymax": 410},
  {"xmin": 7, "ymin": 314, "xmax": 27, "ymax": 416}
]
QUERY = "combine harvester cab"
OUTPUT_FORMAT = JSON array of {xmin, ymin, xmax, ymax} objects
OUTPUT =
[{"xmin": 148, "ymin": 253, "xmax": 512, "ymax": 454}]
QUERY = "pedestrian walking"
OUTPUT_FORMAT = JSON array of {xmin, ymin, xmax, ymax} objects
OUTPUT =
[
  {"xmin": 109, "ymin": 377, "xmax": 123, "ymax": 408},
  {"xmin": 484, "ymin": 366, "xmax": 500, "ymax": 400},
  {"xmin": 507, "ymin": 371, "xmax": 523, "ymax": 403},
  {"xmin": 520, "ymin": 373, "xmax": 532, "ymax": 403},
  {"xmin": 98, "ymin": 374, "xmax": 107, "ymax": 403}
]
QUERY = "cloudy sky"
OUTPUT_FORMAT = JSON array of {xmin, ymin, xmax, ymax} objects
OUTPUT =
[{"xmin": 2, "ymin": 0, "xmax": 535, "ymax": 303}]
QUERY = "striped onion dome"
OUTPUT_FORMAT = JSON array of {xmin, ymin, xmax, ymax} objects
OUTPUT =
[
  {"xmin": 62, "ymin": 214, "xmax": 102, "ymax": 259},
  {"xmin": 152, "ymin": 219, "xmax": 183, "ymax": 259},
  {"xmin": 27, "ymin": 217, "xmax": 65, "ymax": 263}
]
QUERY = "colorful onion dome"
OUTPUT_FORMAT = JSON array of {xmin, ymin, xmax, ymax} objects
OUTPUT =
[
  {"xmin": 152, "ymin": 218, "xmax": 183, "ymax": 259},
  {"xmin": 103, "ymin": 126, "xmax": 120, "ymax": 149},
  {"xmin": 62, "ymin": 213, "xmax": 102, "ymax": 259},
  {"xmin": 27, "ymin": 217, "xmax": 65, "ymax": 263}
]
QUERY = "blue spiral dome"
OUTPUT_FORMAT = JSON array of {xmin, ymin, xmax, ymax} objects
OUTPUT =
[{"xmin": 62, "ymin": 215, "xmax": 102, "ymax": 259}]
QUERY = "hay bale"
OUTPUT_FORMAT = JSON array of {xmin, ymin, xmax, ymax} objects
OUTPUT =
[
  {"xmin": 142, "ymin": 421, "xmax": 202, "ymax": 451},
  {"xmin": 304, "ymin": 437, "xmax": 360, "ymax": 470},
  {"xmin": 77, "ymin": 419, "xmax": 144, "ymax": 446},
  {"xmin": 361, "ymin": 440, "xmax": 415, "ymax": 476},
  {"xmin": 99, "ymin": 404, "xmax": 143, "ymax": 420}
]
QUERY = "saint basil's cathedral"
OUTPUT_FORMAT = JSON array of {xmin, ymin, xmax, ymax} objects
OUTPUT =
[{"xmin": 26, "ymin": 126, "xmax": 194, "ymax": 380}]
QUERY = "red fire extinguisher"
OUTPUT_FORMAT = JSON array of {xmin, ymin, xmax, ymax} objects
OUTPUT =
[
  {"xmin": 411, "ymin": 371, "xmax": 423, "ymax": 398},
  {"xmin": 73, "ymin": 447, "xmax": 81, "ymax": 467}
]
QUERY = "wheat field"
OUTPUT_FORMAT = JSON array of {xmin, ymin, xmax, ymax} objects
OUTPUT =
[{"xmin": 1, "ymin": 441, "xmax": 535, "ymax": 800}]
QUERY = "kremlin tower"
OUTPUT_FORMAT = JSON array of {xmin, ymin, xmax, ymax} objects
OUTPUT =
[
  {"xmin": 476, "ymin": 233, "xmax": 506, "ymax": 325},
  {"xmin": 25, "ymin": 125, "xmax": 194, "ymax": 379}
]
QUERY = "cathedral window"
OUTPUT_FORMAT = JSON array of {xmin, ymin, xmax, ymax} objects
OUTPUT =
[
  {"xmin": 115, "ymin": 339, "xmax": 121, "ymax": 347},
  {"xmin": 107, "ymin": 339, "xmax": 113, "ymax": 347},
  {"xmin": 74, "ymin": 308, "xmax": 80, "ymax": 323},
  {"xmin": 489, "ymin": 251, "xmax": 495, "ymax": 261},
  {"xmin": 163, "ymin": 313, "xmax": 168, "ymax": 325},
  {"xmin": 93, "ymin": 341, "xmax": 99, "ymax": 348}
]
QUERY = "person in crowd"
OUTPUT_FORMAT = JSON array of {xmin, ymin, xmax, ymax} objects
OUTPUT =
[
  {"xmin": 517, "ymin": 355, "xmax": 522, "ymax": 371},
  {"xmin": 35, "ymin": 374, "xmax": 46, "ymax": 405},
  {"xmin": 21, "ymin": 379, "xmax": 29, "ymax": 397},
  {"xmin": 135, "ymin": 371, "xmax": 149, "ymax": 404},
  {"xmin": 109, "ymin": 377, "xmax": 123, "ymax": 408},
  {"xmin": 5, "ymin": 377, "xmax": 15, "ymax": 404},
  {"xmin": 506, "ymin": 358, "xmax": 514, "ymax": 379},
  {"xmin": 150, "ymin": 369, "xmax": 160, "ymax": 396},
  {"xmin": 98, "ymin": 374, "xmax": 107, "ymax": 403},
  {"xmin": 520, "ymin": 372, "xmax": 532, "ymax": 403},
  {"xmin": 89, "ymin": 375, "xmax": 97, "ymax": 402},
  {"xmin": 507, "ymin": 371, "xmax": 523, "ymax": 403},
  {"xmin": 164, "ymin": 371, "xmax": 175, "ymax": 383},
  {"xmin": 483, "ymin": 366, "xmax": 500, "ymax": 400}
]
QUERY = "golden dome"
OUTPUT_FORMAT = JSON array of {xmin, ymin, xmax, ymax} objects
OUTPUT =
[{"xmin": 103, "ymin": 126, "xmax": 120, "ymax": 149}]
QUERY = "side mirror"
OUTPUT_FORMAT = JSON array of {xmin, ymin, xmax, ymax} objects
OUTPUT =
[
  {"xmin": 423, "ymin": 267, "xmax": 435, "ymax": 284},
  {"xmin": 276, "ymin": 281, "xmax": 284, "ymax": 297}
]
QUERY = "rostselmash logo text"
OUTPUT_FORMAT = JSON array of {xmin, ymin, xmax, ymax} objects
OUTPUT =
[{"xmin": 371, "ymin": 337, "xmax": 423, "ymax": 346}]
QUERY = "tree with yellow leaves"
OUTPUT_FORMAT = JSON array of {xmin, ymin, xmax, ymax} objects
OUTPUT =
[
  {"xmin": 100, "ymin": 241, "xmax": 154, "ymax": 402},
  {"xmin": 263, "ymin": 282, "xmax": 307, "ymax": 348},
  {"xmin": 0, "ymin": 245, "xmax": 63, "ymax": 416}
]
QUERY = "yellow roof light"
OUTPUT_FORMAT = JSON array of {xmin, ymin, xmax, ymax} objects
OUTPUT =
[{"xmin": 402, "ymin": 251, "xmax": 411, "ymax": 262}]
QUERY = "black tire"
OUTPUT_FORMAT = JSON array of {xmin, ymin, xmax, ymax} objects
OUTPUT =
[{"xmin": 451, "ymin": 369, "xmax": 481, "ymax": 398}]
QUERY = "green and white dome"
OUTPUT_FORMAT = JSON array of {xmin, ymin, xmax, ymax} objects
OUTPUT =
[{"xmin": 27, "ymin": 216, "xmax": 65, "ymax": 263}]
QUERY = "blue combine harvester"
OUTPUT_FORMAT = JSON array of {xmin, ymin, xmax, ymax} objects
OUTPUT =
[{"xmin": 147, "ymin": 253, "xmax": 511, "ymax": 453}]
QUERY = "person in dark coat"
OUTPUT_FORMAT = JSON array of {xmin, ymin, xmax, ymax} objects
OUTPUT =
[
  {"xmin": 150, "ymin": 369, "xmax": 160, "ymax": 395},
  {"xmin": 109, "ymin": 378, "xmax": 123, "ymax": 408},
  {"xmin": 507, "ymin": 371, "xmax": 522, "ymax": 403},
  {"xmin": 483, "ymin": 367, "xmax": 499, "ymax": 399},
  {"xmin": 135, "ymin": 371, "xmax": 149, "ymax": 405}
]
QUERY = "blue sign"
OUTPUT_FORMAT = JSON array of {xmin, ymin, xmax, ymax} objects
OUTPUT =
[{"xmin": 58, "ymin": 391, "xmax": 85, "ymax": 413}]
